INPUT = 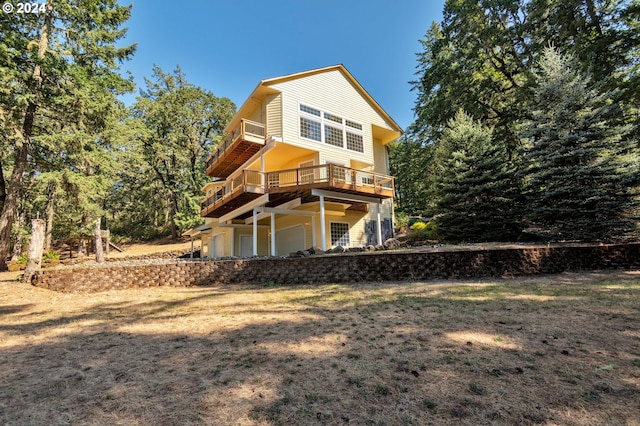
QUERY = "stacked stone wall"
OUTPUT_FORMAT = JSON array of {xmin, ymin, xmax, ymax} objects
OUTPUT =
[{"xmin": 31, "ymin": 243, "xmax": 640, "ymax": 293}]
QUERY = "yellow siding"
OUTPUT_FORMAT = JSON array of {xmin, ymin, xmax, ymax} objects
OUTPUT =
[
  {"xmin": 266, "ymin": 93, "xmax": 283, "ymax": 138},
  {"xmin": 372, "ymin": 138, "xmax": 388, "ymax": 174},
  {"xmin": 268, "ymin": 69, "xmax": 397, "ymax": 167},
  {"xmin": 246, "ymin": 105, "xmax": 262, "ymax": 124}
]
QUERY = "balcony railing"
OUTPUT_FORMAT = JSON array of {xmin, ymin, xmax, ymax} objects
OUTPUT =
[
  {"xmin": 200, "ymin": 170, "xmax": 264, "ymax": 216},
  {"xmin": 201, "ymin": 164, "xmax": 394, "ymax": 217},
  {"xmin": 205, "ymin": 119, "xmax": 266, "ymax": 177}
]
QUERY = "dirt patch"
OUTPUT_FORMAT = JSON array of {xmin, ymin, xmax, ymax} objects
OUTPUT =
[
  {"xmin": 106, "ymin": 239, "xmax": 198, "ymax": 259},
  {"xmin": 1, "ymin": 271, "xmax": 639, "ymax": 424}
]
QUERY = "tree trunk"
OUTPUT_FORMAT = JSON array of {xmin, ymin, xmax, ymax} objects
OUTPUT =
[
  {"xmin": 10, "ymin": 212, "xmax": 24, "ymax": 261},
  {"xmin": 0, "ymin": 5, "xmax": 52, "ymax": 271},
  {"xmin": 94, "ymin": 219, "xmax": 104, "ymax": 263},
  {"xmin": 0, "ymin": 160, "xmax": 6, "ymax": 216},
  {"xmin": 45, "ymin": 181, "xmax": 56, "ymax": 250},
  {"xmin": 22, "ymin": 219, "xmax": 45, "ymax": 283},
  {"xmin": 78, "ymin": 239, "xmax": 87, "ymax": 257},
  {"xmin": 169, "ymin": 190, "xmax": 178, "ymax": 239}
]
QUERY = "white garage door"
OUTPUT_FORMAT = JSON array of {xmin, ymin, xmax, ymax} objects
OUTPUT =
[
  {"xmin": 239, "ymin": 235, "xmax": 253, "ymax": 258},
  {"xmin": 211, "ymin": 234, "xmax": 224, "ymax": 258},
  {"xmin": 276, "ymin": 225, "xmax": 305, "ymax": 256}
]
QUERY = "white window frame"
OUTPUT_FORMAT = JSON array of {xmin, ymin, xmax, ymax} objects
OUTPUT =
[
  {"xmin": 330, "ymin": 221, "xmax": 350, "ymax": 248},
  {"xmin": 298, "ymin": 103, "xmax": 365, "ymax": 153}
]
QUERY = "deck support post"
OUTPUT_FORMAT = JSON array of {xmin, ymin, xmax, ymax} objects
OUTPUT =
[
  {"xmin": 270, "ymin": 213, "xmax": 276, "ymax": 256},
  {"xmin": 253, "ymin": 208, "xmax": 258, "ymax": 257},
  {"xmin": 319, "ymin": 195, "xmax": 327, "ymax": 251},
  {"xmin": 311, "ymin": 215, "xmax": 317, "ymax": 249}
]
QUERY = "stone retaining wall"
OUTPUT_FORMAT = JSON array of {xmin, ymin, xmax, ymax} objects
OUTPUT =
[{"xmin": 31, "ymin": 243, "xmax": 640, "ymax": 293}]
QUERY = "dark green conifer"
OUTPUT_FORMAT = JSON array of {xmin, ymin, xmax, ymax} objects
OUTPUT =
[{"xmin": 520, "ymin": 47, "xmax": 638, "ymax": 241}]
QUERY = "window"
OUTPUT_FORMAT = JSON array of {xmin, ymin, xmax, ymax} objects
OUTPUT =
[
  {"xmin": 324, "ymin": 112, "xmax": 342, "ymax": 124},
  {"xmin": 325, "ymin": 125, "xmax": 343, "ymax": 147},
  {"xmin": 300, "ymin": 105, "xmax": 321, "ymax": 116},
  {"xmin": 346, "ymin": 132, "xmax": 363, "ymax": 152},
  {"xmin": 330, "ymin": 222, "xmax": 350, "ymax": 247},
  {"xmin": 329, "ymin": 163, "xmax": 347, "ymax": 182},
  {"xmin": 299, "ymin": 104, "xmax": 364, "ymax": 153},
  {"xmin": 268, "ymin": 172, "xmax": 280, "ymax": 188},
  {"xmin": 300, "ymin": 117, "xmax": 321, "ymax": 141}
]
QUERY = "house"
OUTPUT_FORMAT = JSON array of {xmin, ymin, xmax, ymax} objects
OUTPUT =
[{"xmin": 185, "ymin": 65, "xmax": 403, "ymax": 258}]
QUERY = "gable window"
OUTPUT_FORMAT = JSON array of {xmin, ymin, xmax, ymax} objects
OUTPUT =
[
  {"xmin": 300, "ymin": 117, "xmax": 321, "ymax": 141},
  {"xmin": 299, "ymin": 104, "xmax": 364, "ymax": 153},
  {"xmin": 330, "ymin": 222, "xmax": 350, "ymax": 247}
]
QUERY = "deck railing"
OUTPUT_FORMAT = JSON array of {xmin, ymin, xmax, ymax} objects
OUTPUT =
[
  {"xmin": 204, "ymin": 119, "xmax": 265, "ymax": 172},
  {"xmin": 200, "ymin": 170, "xmax": 264, "ymax": 214},
  {"xmin": 265, "ymin": 164, "xmax": 394, "ymax": 195},
  {"xmin": 201, "ymin": 164, "xmax": 394, "ymax": 215}
]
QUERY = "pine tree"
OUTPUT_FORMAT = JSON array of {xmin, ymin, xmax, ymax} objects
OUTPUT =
[
  {"xmin": 0, "ymin": 0, "xmax": 135, "ymax": 270},
  {"xmin": 433, "ymin": 110, "xmax": 522, "ymax": 242},
  {"xmin": 520, "ymin": 47, "xmax": 638, "ymax": 241}
]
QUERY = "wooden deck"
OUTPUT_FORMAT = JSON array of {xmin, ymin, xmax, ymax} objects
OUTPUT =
[
  {"xmin": 205, "ymin": 119, "xmax": 265, "ymax": 179},
  {"xmin": 201, "ymin": 164, "xmax": 394, "ymax": 218}
]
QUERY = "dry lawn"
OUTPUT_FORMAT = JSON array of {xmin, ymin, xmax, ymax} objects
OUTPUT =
[{"xmin": 1, "ymin": 270, "xmax": 639, "ymax": 425}]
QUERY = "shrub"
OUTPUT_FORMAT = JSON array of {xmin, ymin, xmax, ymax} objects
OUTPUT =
[
  {"xmin": 394, "ymin": 211, "xmax": 409, "ymax": 229},
  {"xmin": 43, "ymin": 250, "xmax": 60, "ymax": 261},
  {"xmin": 17, "ymin": 253, "xmax": 28, "ymax": 264},
  {"xmin": 409, "ymin": 221, "xmax": 438, "ymax": 240}
]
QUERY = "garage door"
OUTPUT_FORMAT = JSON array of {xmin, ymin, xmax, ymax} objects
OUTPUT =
[
  {"xmin": 276, "ymin": 225, "xmax": 305, "ymax": 256},
  {"xmin": 239, "ymin": 235, "xmax": 253, "ymax": 258},
  {"xmin": 211, "ymin": 234, "xmax": 224, "ymax": 258}
]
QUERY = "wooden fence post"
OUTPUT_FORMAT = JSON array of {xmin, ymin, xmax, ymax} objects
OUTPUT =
[{"xmin": 22, "ymin": 219, "xmax": 45, "ymax": 283}]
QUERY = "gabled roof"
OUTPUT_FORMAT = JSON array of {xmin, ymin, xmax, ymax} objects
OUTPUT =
[{"xmin": 225, "ymin": 64, "xmax": 404, "ymax": 137}]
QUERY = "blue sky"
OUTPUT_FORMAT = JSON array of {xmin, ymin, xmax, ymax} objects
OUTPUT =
[{"xmin": 119, "ymin": 1, "xmax": 445, "ymax": 130}]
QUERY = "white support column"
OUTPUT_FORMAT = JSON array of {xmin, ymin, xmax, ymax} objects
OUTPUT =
[
  {"xmin": 376, "ymin": 202, "xmax": 383, "ymax": 245},
  {"xmin": 253, "ymin": 208, "xmax": 258, "ymax": 257},
  {"xmin": 270, "ymin": 212, "xmax": 276, "ymax": 256},
  {"xmin": 260, "ymin": 152, "xmax": 265, "ymax": 188},
  {"xmin": 319, "ymin": 195, "xmax": 327, "ymax": 251},
  {"xmin": 311, "ymin": 215, "xmax": 317, "ymax": 249}
]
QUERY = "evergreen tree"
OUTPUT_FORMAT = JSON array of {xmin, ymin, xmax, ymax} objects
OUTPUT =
[
  {"xmin": 520, "ymin": 47, "xmax": 638, "ymax": 241},
  {"xmin": 0, "ymin": 0, "xmax": 135, "ymax": 269},
  {"xmin": 433, "ymin": 110, "xmax": 522, "ymax": 242},
  {"xmin": 389, "ymin": 137, "xmax": 434, "ymax": 216},
  {"xmin": 410, "ymin": 0, "xmax": 639, "ymax": 154}
]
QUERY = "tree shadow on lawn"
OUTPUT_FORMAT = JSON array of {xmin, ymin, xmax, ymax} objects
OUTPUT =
[{"xmin": 1, "ymin": 274, "xmax": 639, "ymax": 425}]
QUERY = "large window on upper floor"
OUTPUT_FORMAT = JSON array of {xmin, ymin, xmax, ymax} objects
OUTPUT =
[{"xmin": 299, "ymin": 104, "xmax": 365, "ymax": 153}]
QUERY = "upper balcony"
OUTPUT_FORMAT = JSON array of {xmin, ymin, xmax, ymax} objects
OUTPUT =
[
  {"xmin": 201, "ymin": 164, "xmax": 394, "ymax": 218},
  {"xmin": 205, "ymin": 119, "xmax": 266, "ymax": 178}
]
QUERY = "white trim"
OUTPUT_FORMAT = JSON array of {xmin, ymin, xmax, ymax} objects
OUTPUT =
[
  {"xmin": 312, "ymin": 188, "xmax": 383, "ymax": 204},
  {"xmin": 218, "ymin": 194, "xmax": 269, "ymax": 223}
]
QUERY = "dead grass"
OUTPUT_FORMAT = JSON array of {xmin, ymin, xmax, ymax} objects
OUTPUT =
[{"xmin": 1, "ymin": 271, "xmax": 639, "ymax": 425}]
